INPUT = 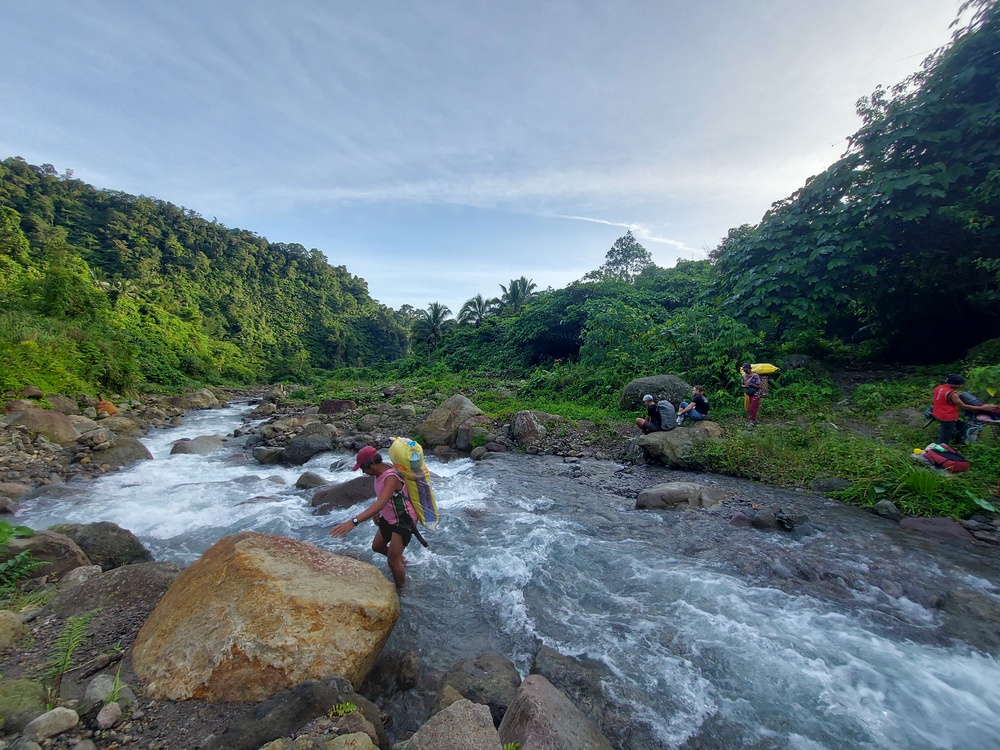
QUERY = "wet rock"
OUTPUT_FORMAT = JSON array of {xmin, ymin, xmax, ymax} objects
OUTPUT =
[
  {"xmin": 939, "ymin": 588, "xmax": 1000, "ymax": 655},
  {"xmin": 752, "ymin": 508, "xmax": 778, "ymax": 530},
  {"xmin": 47, "ymin": 521, "xmax": 154, "ymax": 571},
  {"xmin": 312, "ymin": 475, "xmax": 376, "ymax": 514},
  {"xmin": 437, "ymin": 652, "xmax": 521, "ymax": 727},
  {"xmin": 295, "ymin": 471, "xmax": 326, "ymax": 489},
  {"xmin": 170, "ymin": 435, "xmax": 225, "ymax": 455},
  {"xmin": 0, "ymin": 482, "xmax": 32, "ymax": 500},
  {"xmin": 900, "ymin": 517, "xmax": 976, "ymax": 544},
  {"xmin": 730, "ymin": 511, "xmax": 753, "ymax": 527},
  {"xmin": 97, "ymin": 436, "xmax": 153, "ymax": 469},
  {"xmin": 283, "ymin": 425, "xmax": 335, "ymax": 465},
  {"xmin": 636, "ymin": 482, "xmax": 730, "ymax": 510},
  {"xmin": 252, "ymin": 447, "xmax": 285, "ymax": 465},
  {"xmin": 498, "ymin": 674, "xmax": 612, "ymax": 749}
]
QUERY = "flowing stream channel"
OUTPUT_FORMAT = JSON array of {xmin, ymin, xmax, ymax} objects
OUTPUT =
[{"xmin": 14, "ymin": 403, "xmax": 1000, "ymax": 749}]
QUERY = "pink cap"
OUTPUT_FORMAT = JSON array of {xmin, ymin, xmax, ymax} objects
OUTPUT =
[{"xmin": 352, "ymin": 446, "xmax": 378, "ymax": 471}]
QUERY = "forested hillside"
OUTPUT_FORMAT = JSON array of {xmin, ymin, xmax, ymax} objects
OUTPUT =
[{"xmin": 0, "ymin": 158, "xmax": 408, "ymax": 394}]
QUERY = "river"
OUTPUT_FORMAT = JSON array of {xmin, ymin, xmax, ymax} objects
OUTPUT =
[{"xmin": 15, "ymin": 403, "xmax": 1000, "ymax": 749}]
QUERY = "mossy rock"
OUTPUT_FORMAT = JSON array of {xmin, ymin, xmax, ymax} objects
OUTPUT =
[
  {"xmin": 968, "ymin": 338, "xmax": 1000, "ymax": 366},
  {"xmin": 0, "ymin": 678, "xmax": 47, "ymax": 722}
]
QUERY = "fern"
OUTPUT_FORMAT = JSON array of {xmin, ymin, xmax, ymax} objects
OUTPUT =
[
  {"xmin": 503, "ymin": 743, "xmax": 521, "ymax": 750},
  {"xmin": 45, "ymin": 610, "xmax": 98, "ymax": 706},
  {"xmin": 328, "ymin": 701, "xmax": 358, "ymax": 718},
  {"xmin": 0, "ymin": 550, "xmax": 49, "ymax": 594}
]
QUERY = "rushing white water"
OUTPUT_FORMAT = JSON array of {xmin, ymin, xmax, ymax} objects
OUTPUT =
[{"xmin": 16, "ymin": 404, "xmax": 1000, "ymax": 749}]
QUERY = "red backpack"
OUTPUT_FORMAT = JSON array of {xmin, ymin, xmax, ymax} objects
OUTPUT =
[{"xmin": 923, "ymin": 444, "xmax": 970, "ymax": 473}]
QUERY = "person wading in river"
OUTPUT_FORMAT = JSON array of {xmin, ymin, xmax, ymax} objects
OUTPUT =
[{"xmin": 329, "ymin": 445, "xmax": 423, "ymax": 593}]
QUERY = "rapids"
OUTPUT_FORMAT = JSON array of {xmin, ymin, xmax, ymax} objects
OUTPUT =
[{"xmin": 15, "ymin": 403, "xmax": 1000, "ymax": 749}]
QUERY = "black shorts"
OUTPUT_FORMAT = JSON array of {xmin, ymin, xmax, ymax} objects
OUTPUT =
[{"xmin": 376, "ymin": 517, "xmax": 413, "ymax": 548}]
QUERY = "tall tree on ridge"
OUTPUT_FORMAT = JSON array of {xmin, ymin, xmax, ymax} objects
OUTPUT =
[
  {"xmin": 411, "ymin": 302, "xmax": 455, "ymax": 348},
  {"xmin": 499, "ymin": 276, "xmax": 537, "ymax": 314},
  {"xmin": 458, "ymin": 293, "xmax": 498, "ymax": 326}
]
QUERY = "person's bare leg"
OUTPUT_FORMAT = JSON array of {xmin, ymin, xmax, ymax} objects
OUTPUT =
[
  {"xmin": 386, "ymin": 533, "xmax": 406, "ymax": 593},
  {"xmin": 372, "ymin": 529, "xmax": 389, "ymax": 557}
]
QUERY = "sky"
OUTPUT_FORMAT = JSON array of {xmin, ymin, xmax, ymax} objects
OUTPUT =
[{"xmin": 2, "ymin": 1, "xmax": 963, "ymax": 314}]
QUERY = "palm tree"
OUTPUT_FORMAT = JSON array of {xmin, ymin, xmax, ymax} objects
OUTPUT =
[
  {"xmin": 458, "ymin": 294, "xmax": 499, "ymax": 326},
  {"xmin": 410, "ymin": 302, "xmax": 455, "ymax": 347},
  {"xmin": 499, "ymin": 276, "xmax": 537, "ymax": 314}
]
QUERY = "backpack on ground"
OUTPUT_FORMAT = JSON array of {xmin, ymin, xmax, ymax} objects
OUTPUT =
[
  {"xmin": 656, "ymin": 400, "xmax": 677, "ymax": 432},
  {"xmin": 922, "ymin": 443, "xmax": 970, "ymax": 474},
  {"xmin": 388, "ymin": 437, "xmax": 440, "ymax": 527}
]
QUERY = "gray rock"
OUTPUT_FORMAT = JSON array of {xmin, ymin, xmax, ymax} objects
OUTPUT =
[
  {"xmin": 97, "ymin": 436, "xmax": 153, "ymax": 469},
  {"xmin": 419, "ymin": 395, "xmax": 484, "ymax": 448},
  {"xmin": 498, "ymin": 674, "xmax": 612, "ymax": 749},
  {"xmin": 356, "ymin": 414, "xmax": 382, "ymax": 432},
  {"xmin": 311, "ymin": 475, "xmax": 376, "ymax": 513},
  {"xmin": 0, "ymin": 609, "xmax": 27, "ymax": 648},
  {"xmin": 83, "ymin": 674, "xmax": 117, "ymax": 705},
  {"xmin": 318, "ymin": 399, "xmax": 357, "ymax": 414},
  {"xmin": 810, "ymin": 477, "xmax": 853, "ymax": 494},
  {"xmin": 635, "ymin": 482, "xmax": 730, "ymax": 511},
  {"xmin": 59, "ymin": 564, "xmax": 104, "ymax": 588},
  {"xmin": 620, "ymin": 375, "xmax": 693, "ymax": 410},
  {"xmin": 252, "ymin": 447, "xmax": 285, "ymax": 465},
  {"xmin": 471, "ymin": 446, "xmax": 488, "ymax": 460},
  {"xmin": 752, "ymin": 508, "xmax": 778, "ymax": 530},
  {"xmin": 900, "ymin": 517, "xmax": 976, "ymax": 544},
  {"xmin": 22, "ymin": 706, "xmax": 79, "ymax": 739},
  {"xmin": 249, "ymin": 403, "xmax": 277, "ymax": 419},
  {"xmin": 437, "ymin": 652, "xmax": 521, "ymax": 727},
  {"xmin": 170, "ymin": 435, "xmax": 225, "ymax": 455},
  {"xmin": 45, "ymin": 394, "xmax": 81, "ymax": 415},
  {"xmin": 96, "ymin": 701, "xmax": 122, "ymax": 730},
  {"xmin": 2, "ymin": 530, "xmax": 91, "ymax": 581},
  {"xmin": 730, "ymin": 511, "xmax": 753, "ymax": 527},
  {"xmin": 874, "ymin": 499, "xmax": 902, "ymax": 521},
  {"xmin": 636, "ymin": 429, "xmax": 709, "ymax": 469},
  {"xmin": 295, "ymin": 471, "xmax": 326, "ymax": 489},
  {"xmin": 0, "ymin": 678, "xmax": 47, "ymax": 732},
  {"xmin": 283, "ymin": 425, "xmax": 335, "ymax": 465},
  {"xmin": 47, "ymin": 521, "xmax": 154, "ymax": 571},
  {"xmin": 41, "ymin": 561, "xmax": 181, "ymax": 619},
  {"xmin": 408, "ymin": 699, "xmax": 502, "ymax": 750},
  {"xmin": 0, "ymin": 482, "xmax": 32, "ymax": 501},
  {"xmin": 455, "ymin": 415, "xmax": 491, "ymax": 451},
  {"xmin": 940, "ymin": 588, "xmax": 1000, "ymax": 655},
  {"xmin": 4, "ymin": 408, "xmax": 79, "ymax": 447}
]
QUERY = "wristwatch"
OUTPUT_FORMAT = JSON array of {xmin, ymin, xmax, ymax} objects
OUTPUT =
[{"xmin": 352, "ymin": 517, "xmax": 360, "ymax": 526}]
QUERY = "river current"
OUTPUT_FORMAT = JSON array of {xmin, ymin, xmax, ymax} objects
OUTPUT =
[{"xmin": 14, "ymin": 403, "xmax": 1000, "ymax": 749}]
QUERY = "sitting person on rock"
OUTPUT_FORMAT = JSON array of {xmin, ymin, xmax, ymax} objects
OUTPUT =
[
  {"xmin": 95, "ymin": 393, "xmax": 118, "ymax": 417},
  {"xmin": 635, "ymin": 394, "xmax": 662, "ymax": 434},
  {"xmin": 330, "ymin": 446, "xmax": 425, "ymax": 594},
  {"xmin": 677, "ymin": 386, "xmax": 710, "ymax": 425}
]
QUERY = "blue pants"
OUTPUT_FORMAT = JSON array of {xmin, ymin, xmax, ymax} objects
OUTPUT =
[{"xmin": 679, "ymin": 402, "xmax": 708, "ymax": 421}]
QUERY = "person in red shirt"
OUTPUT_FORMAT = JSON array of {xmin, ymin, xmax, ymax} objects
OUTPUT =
[{"xmin": 932, "ymin": 374, "xmax": 997, "ymax": 445}]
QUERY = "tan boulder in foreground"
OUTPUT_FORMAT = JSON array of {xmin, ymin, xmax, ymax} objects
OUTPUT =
[{"xmin": 132, "ymin": 532, "xmax": 399, "ymax": 702}]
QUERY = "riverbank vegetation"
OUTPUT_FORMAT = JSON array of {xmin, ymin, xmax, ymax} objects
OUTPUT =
[{"xmin": 1, "ymin": 1, "xmax": 999, "ymax": 518}]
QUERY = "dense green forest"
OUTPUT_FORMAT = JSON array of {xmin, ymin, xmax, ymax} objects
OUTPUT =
[
  {"xmin": 0, "ymin": 0, "xmax": 998, "ymax": 401},
  {"xmin": 0, "ymin": 159, "xmax": 408, "ymax": 394}
]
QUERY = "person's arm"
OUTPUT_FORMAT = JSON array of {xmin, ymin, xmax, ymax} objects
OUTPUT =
[
  {"xmin": 952, "ymin": 392, "xmax": 997, "ymax": 413},
  {"xmin": 678, "ymin": 402, "xmax": 692, "ymax": 415},
  {"xmin": 330, "ymin": 474, "xmax": 401, "ymax": 538}
]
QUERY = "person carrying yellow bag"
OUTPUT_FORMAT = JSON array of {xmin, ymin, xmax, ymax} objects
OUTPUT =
[{"xmin": 740, "ymin": 363, "xmax": 778, "ymax": 427}]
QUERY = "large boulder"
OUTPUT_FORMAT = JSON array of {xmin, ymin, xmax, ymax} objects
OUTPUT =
[
  {"xmin": 170, "ymin": 435, "xmax": 226, "ymax": 455},
  {"xmin": 96, "ymin": 436, "xmax": 153, "ymax": 469},
  {"xmin": 0, "ymin": 678, "xmax": 47, "ymax": 728},
  {"xmin": 408, "ymin": 699, "xmax": 502, "ymax": 750},
  {"xmin": 319, "ymin": 399, "xmax": 358, "ymax": 414},
  {"xmin": 312, "ymin": 475, "xmax": 376, "ymax": 514},
  {"xmin": 45, "ymin": 394, "xmax": 80, "ymax": 415},
  {"xmin": 0, "ymin": 483, "xmax": 32, "ymax": 501},
  {"xmin": 419, "ymin": 395, "xmax": 484, "ymax": 448},
  {"xmin": 47, "ymin": 521, "xmax": 154, "ymax": 571},
  {"xmin": 2, "ymin": 529, "xmax": 91, "ymax": 581},
  {"xmin": 282, "ymin": 424, "xmax": 336, "ymax": 465},
  {"xmin": 636, "ymin": 482, "xmax": 730, "ymax": 510},
  {"xmin": 437, "ymin": 652, "xmax": 521, "ymax": 726},
  {"xmin": 498, "ymin": 674, "xmax": 612, "ymax": 750},
  {"xmin": 131, "ymin": 532, "xmax": 399, "ymax": 701},
  {"xmin": 41, "ymin": 561, "xmax": 181, "ymax": 619},
  {"xmin": 4, "ymin": 408, "xmax": 79, "ymax": 448},
  {"xmin": 637, "ymin": 429, "xmax": 710, "ymax": 469},
  {"xmin": 98, "ymin": 415, "xmax": 144, "ymax": 436},
  {"xmin": 620, "ymin": 375, "xmax": 692, "ymax": 411},
  {"xmin": 510, "ymin": 411, "xmax": 564, "ymax": 447},
  {"xmin": 187, "ymin": 389, "xmax": 221, "ymax": 409}
]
